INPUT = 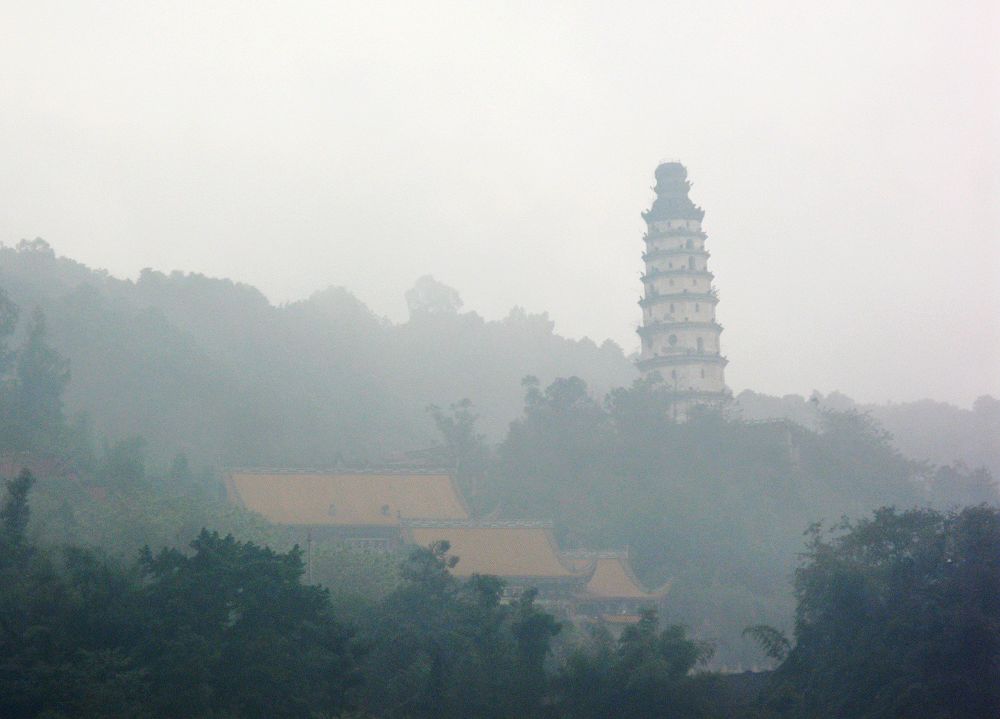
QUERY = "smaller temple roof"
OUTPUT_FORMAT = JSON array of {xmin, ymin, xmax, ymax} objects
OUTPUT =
[
  {"xmin": 404, "ymin": 522, "xmax": 590, "ymax": 580},
  {"xmin": 576, "ymin": 553, "xmax": 671, "ymax": 600},
  {"xmin": 226, "ymin": 471, "xmax": 469, "ymax": 527}
]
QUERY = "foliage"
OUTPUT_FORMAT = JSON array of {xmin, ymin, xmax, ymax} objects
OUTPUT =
[
  {"xmin": 767, "ymin": 506, "xmax": 1000, "ymax": 718},
  {"xmin": 405, "ymin": 275, "xmax": 464, "ymax": 317},
  {"xmin": 136, "ymin": 530, "xmax": 356, "ymax": 718},
  {"xmin": 494, "ymin": 375, "xmax": 985, "ymax": 666},
  {"xmin": 356, "ymin": 540, "xmax": 562, "ymax": 719},
  {"xmin": 742, "ymin": 625, "xmax": 790, "ymax": 662},
  {"xmin": 553, "ymin": 610, "xmax": 717, "ymax": 719},
  {"xmin": 0, "ymin": 286, "xmax": 18, "ymax": 373},
  {"xmin": 0, "ymin": 477, "xmax": 358, "ymax": 719},
  {"xmin": 0, "ymin": 243, "xmax": 633, "ymax": 466},
  {"xmin": 0, "ymin": 307, "xmax": 70, "ymax": 454},
  {"xmin": 428, "ymin": 398, "xmax": 491, "ymax": 512},
  {"xmin": 0, "ymin": 468, "xmax": 34, "ymax": 553},
  {"xmin": 1, "ymin": 239, "xmax": 996, "ymax": 684}
]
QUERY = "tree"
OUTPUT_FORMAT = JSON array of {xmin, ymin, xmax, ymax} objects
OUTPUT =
[
  {"xmin": 0, "ymin": 469, "xmax": 34, "ymax": 556},
  {"xmin": 510, "ymin": 588, "xmax": 562, "ymax": 713},
  {"xmin": 405, "ymin": 275, "xmax": 463, "ymax": 317},
  {"xmin": 0, "ymin": 473, "xmax": 358, "ymax": 719},
  {"xmin": 498, "ymin": 376, "xmax": 613, "ymax": 525},
  {"xmin": 137, "ymin": 530, "xmax": 356, "ymax": 718},
  {"xmin": 98, "ymin": 436, "xmax": 147, "ymax": 488},
  {"xmin": 358, "ymin": 541, "xmax": 561, "ymax": 719},
  {"xmin": 554, "ymin": 610, "xmax": 716, "ymax": 719},
  {"xmin": 768, "ymin": 506, "xmax": 1000, "ymax": 718},
  {"xmin": 0, "ymin": 288, "xmax": 18, "ymax": 375},
  {"xmin": 2, "ymin": 307, "xmax": 70, "ymax": 453},
  {"xmin": 428, "ymin": 399, "xmax": 489, "ymax": 510}
]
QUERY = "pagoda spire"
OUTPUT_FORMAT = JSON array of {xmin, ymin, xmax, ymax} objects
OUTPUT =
[{"xmin": 636, "ymin": 162, "xmax": 728, "ymax": 418}]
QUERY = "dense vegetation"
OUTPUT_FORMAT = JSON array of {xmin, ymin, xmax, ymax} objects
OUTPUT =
[
  {"xmin": 0, "ymin": 239, "xmax": 631, "ymax": 467},
  {"xmin": 2, "ymin": 472, "xmax": 997, "ymax": 718},
  {"xmin": 763, "ymin": 505, "xmax": 1000, "ymax": 718},
  {"xmin": 481, "ymin": 376, "xmax": 995, "ymax": 664},
  {"xmin": 2, "ymin": 239, "xmax": 995, "ymax": 473},
  {"xmin": 1, "ymin": 240, "xmax": 998, "ymax": 714},
  {"xmin": 1, "ymin": 471, "xmax": 726, "ymax": 719}
]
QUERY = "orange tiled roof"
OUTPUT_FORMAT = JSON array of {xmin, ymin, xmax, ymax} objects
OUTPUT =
[
  {"xmin": 226, "ymin": 472, "xmax": 469, "ymax": 526},
  {"xmin": 582, "ymin": 555, "xmax": 670, "ymax": 600},
  {"xmin": 405, "ymin": 523, "xmax": 587, "ymax": 579},
  {"xmin": 600, "ymin": 613, "xmax": 644, "ymax": 624}
]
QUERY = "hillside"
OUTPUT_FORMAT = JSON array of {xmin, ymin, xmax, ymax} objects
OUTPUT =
[{"xmin": 0, "ymin": 239, "xmax": 635, "ymax": 468}]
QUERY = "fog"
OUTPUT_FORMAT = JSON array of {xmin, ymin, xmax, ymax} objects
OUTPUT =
[
  {"xmin": 1, "ymin": 0, "xmax": 997, "ymax": 406},
  {"xmin": 2, "ymin": 4, "xmax": 999, "ymax": 712}
]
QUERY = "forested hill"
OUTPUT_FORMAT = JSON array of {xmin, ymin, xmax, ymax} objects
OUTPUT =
[
  {"xmin": 736, "ymin": 390, "xmax": 1000, "ymax": 482},
  {"xmin": 0, "ymin": 239, "xmax": 634, "ymax": 467}
]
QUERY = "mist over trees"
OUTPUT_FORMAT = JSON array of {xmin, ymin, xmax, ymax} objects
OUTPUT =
[
  {"xmin": 0, "ymin": 239, "xmax": 998, "ymax": 713},
  {"xmin": 763, "ymin": 506, "xmax": 1000, "ymax": 718},
  {"xmin": 2, "ymin": 240, "xmax": 994, "ymax": 476},
  {"xmin": 0, "ymin": 240, "xmax": 631, "ymax": 468}
]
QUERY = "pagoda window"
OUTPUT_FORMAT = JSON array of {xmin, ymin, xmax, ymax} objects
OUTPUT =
[
  {"xmin": 700, "ymin": 368, "xmax": 706, "ymax": 379},
  {"xmin": 688, "ymin": 256, "xmax": 695, "ymax": 269},
  {"xmin": 669, "ymin": 303, "xmax": 674, "ymax": 313},
  {"xmin": 695, "ymin": 303, "xmax": 700, "ymax": 312},
  {"xmin": 669, "ymin": 279, "xmax": 674, "ymax": 286},
  {"xmin": 697, "ymin": 337, "xmax": 704, "ymax": 353},
  {"xmin": 668, "ymin": 334, "xmax": 678, "ymax": 346}
]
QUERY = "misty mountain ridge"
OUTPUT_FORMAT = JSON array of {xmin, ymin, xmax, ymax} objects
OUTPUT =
[
  {"xmin": 2, "ymin": 237, "xmax": 996, "ymax": 671},
  {"xmin": 1, "ymin": 238, "xmax": 995, "ymax": 479},
  {"xmin": 0, "ymin": 239, "xmax": 633, "ymax": 467}
]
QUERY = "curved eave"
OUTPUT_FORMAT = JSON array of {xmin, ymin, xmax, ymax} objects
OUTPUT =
[
  {"xmin": 637, "ymin": 321, "xmax": 723, "ymax": 336},
  {"xmin": 548, "ymin": 534, "xmax": 598, "ymax": 578},
  {"xmin": 643, "ymin": 229, "xmax": 707, "ymax": 241},
  {"xmin": 643, "ymin": 248, "xmax": 710, "ymax": 261},
  {"xmin": 583, "ymin": 558, "xmax": 673, "ymax": 601},
  {"xmin": 495, "ymin": 574, "xmax": 590, "ymax": 586},
  {"xmin": 639, "ymin": 292, "xmax": 719, "ymax": 308},
  {"xmin": 636, "ymin": 355, "xmax": 729, "ymax": 369},
  {"xmin": 641, "ymin": 207, "xmax": 705, "ymax": 222},
  {"xmin": 641, "ymin": 269, "xmax": 714, "ymax": 282}
]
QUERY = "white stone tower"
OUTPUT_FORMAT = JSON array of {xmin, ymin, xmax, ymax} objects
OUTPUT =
[{"xmin": 636, "ymin": 162, "xmax": 728, "ymax": 416}]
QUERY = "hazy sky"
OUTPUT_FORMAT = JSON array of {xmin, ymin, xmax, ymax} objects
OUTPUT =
[{"xmin": 1, "ymin": 1, "xmax": 997, "ymax": 406}]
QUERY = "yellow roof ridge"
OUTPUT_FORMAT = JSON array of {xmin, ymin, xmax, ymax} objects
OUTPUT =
[
  {"xmin": 578, "ymin": 552, "xmax": 671, "ymax": 599},
  {"xmin": 226, "ymin": 471, "xmax": 469, "ymax": 527},
  {"xmin": 403, "ymin": 523, "xmax": 592, "ymax": 580}
]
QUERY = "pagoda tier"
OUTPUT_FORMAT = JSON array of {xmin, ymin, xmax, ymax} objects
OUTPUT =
[{"xmin": 636, "ymin": 162, "xmax": 729, "ymax": 415}]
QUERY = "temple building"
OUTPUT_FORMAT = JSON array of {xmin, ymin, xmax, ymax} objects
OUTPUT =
[
  {"xmin": 637, "ymin": 162, "xmax": 729, "ymax": 417},
  {"xmin": 225, "ymin": 470, "xmax": 469, "ymax": 550},
  {"xmin": 567, "ymin": 551, "xmax": 671, "ymax": 625},
  {"xmin": 226, "ymin": 471, "xmax": 671, "ymax": 622},
  {"xmin": 403, "ymin": 520, "xmax": 592, "ymax": 601}
]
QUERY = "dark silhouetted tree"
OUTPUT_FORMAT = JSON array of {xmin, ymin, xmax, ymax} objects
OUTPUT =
[{"xmin": 767, "ymin": 506, "xmax": 1000, "ymax": 718}]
